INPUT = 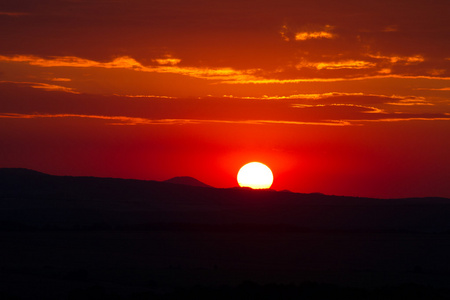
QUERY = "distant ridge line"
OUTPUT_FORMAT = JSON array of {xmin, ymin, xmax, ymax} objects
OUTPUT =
[
  {"xmin": 0, "ymin": 167, "xmax": 49, "ymax": 176},
  {"xmin": 1, "ymin": 167, "xmax": 450, "ymax": 233},
  {"xmin": 164, "ymin": 176, "xmax": 212, "ymax": 188},
  {"xmin": 0, "ymin": 168, "xmax": 448, "ymax": 201}
]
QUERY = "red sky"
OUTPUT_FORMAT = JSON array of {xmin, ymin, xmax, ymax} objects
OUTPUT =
[{"xmin": 0, "ymin": 0, "xmax": 449, "ymax": 198}]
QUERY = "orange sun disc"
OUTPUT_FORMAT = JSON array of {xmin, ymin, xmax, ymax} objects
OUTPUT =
[{"xmin": 237, "ymin": 162, "xmax": 274, "ymax": 189}]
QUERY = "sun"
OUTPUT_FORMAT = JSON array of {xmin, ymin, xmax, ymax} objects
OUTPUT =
[{"xmin": 237, "ymin": 162, "xmax": 274, "ymax": 189}]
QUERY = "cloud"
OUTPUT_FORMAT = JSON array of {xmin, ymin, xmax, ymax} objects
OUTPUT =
[
  {"xmin": 0, "ymin": 81, "xmax": 448, "ymax": 128},
  {"xmin": 368, "ymin": 54, "xmax": 425, "ymax": 64},
  {"xmin": 1, "ymin": 52, "xmax": 448, "ymax": 87},
  {"xmin": 6, "ymin": 109, "xmax": 445, "ymax": 126},
  {"xmin": 224, "ymin": 74, "xmax": 450, "ymax": 84},
  {"xmin": 0, "ymin": 11, "xmax": 29, "ymax": 17},
  {"xmin": 295, "ymin": 26, "xmax": 336, "ymax": 41},
  {"xmin": 153, "ymin": 56, "xmax": 181, "ymax": 66},
  {"xmin": 222, "ymin": 92, "xmax": 402, "ymax": 103},
  {"xmin": 416, "ymin": 87, "xmax": 450, "ymax": 91},
  {"xmin": 0, "ymin": 55, "xmax": 258, "ymax": 82},
  {"xmin": 0, "ymin": 80, "xmax": 77, "ymax": 93},
  {"xmin": 295, "ymin": 31, "xmax": 334, "ymax": 41},
  {"xmin": 382, "ymin": 25, "xmax": 398, "ymax": 32},
  {"xmin": 292, "ymin": 103, "xmax": 386, "ymax": 114},
  {"xmin": 279, "ymin": 24, "xmax": 291, "ymax": 42},
  {"xmin": 50, "ymin": 78, "xmax": 72, "ymax": 82},
  {"xmin": 116, "ymin": 94, "xmax": 176, "ymax": 99},
  {"xmin": 0, "ymin": 112, "xmax": 350, "ymax": 126},
  {"xmin": 356, "ymin": 116, "xmax": 450, "ymax": 123},
  {"xmin": 385, "ymin": 98, "xmax": 433, "ymax": 106},
  {"xmin": 1, "ymin": 0, "xmax": 448, "ymax": 84},
  {"xmin": 301, "ymin": 60, "xmax": 376, "ymax": 70},
  {"xmin": 0, "ymin": 55, "xmax": 144, "ymax": 69},
  {"xmin": 30, "ymin": 83, "xmax": 78, "ymax": 93},
  {"xmin": 280, "ymin": 24, "xmax": 336, "ymax": 42},
  {"xmin": 427, "ymin": 69, "xmax": 446, "ymax": 76},
  {"xmin": 0, "ymin": 112, "xmax": 151, "ymax": 125}
]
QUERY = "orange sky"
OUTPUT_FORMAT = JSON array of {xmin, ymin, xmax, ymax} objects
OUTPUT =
[{"xmin": 0, "ymin": 0, "xmax": 449, "ymax": 198}]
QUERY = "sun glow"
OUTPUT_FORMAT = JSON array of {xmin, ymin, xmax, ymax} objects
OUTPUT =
[{"xmin": 237, "ymin": 162, "xmax": 274, "ymax": 189}]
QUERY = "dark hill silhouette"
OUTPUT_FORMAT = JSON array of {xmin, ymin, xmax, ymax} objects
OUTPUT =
[
  {"xmin": 2, "ymin": 168, "xmax": 450, "ymax": 298},
  {"xmin": 164, "ymin": 176, "xmax": 212, "ymax": 188},
  {"xmin": 0, "ymin": 168, "xmax": 449, "ymax": 232}
]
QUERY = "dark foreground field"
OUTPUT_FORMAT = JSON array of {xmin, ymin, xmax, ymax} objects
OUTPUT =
[
  {"xmin": 2, "ymin": 231, "xmax": 450, "ymax": 299},
  {"xmin": 1, "ymin": 169, "xmax": 450, "ymax": 299}
]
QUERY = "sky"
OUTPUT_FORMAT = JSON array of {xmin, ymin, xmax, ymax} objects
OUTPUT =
[{"xmin": 0, "ymin": 0, "xmax": 449, "ymax": 198}]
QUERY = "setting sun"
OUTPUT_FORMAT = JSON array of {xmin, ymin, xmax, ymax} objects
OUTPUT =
[{"xmin": 237, "ymin": 162, "xmax": 274, "ymax": 189}]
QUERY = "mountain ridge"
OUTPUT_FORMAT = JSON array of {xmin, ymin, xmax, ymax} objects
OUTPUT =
[
  {"xmin": 1, "ymin": 168, "xmax": 450, "ymax": 233},
  {"xmin": 164, "ymin": 176, "xmax": 212, "ymax": 188},
  {"xmin": 0, "ymin": 167, "xmax": 448, "ymax": 202}
]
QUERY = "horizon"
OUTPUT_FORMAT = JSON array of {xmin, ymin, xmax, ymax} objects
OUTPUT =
[
  {"xmin": 3, "ymin": 167, "xmax": 449, "ymax": 200},
  {"xmin": 0, "ymin": 0, "xmax": 449, "ymax": 199}
]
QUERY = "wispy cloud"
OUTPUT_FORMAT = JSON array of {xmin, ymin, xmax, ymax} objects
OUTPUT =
[
  {"xmin": 0, "ymin": 112, "xmax": 350, "ymax": 126},
  {"xmin": 300, "ymin": 60, "xmax": 376, "ymax": 70},
  {"xmin": 115, "ymin": 94, "xmax": 176, "ymax": 99},
  {"xmin": 356, "ymin": 117, "xmax": 450, "ymax": 123},
  {"xmin": 0, "ymin": 11, "xmax": 29, "ymax": 17},
  {"xmin": 368, "ymin": 54, "xmax": 425, "ymax": 64},
  {"xmin": 0, "ymin": 55, "xmax": 144, "ymax": 69},
  {"xmin": 295, "ymin": 27, "xmax": 336, "ymax": 41},
  {"xmin": 0, "ymin": 80, "xmax": 78, "ymax": 93},
  {"xmin": 280, "ymin": 24, "xmax": 336, "ymax": 42},
  {"xmin": 382, "ymin": 25, "xmax": 398, "ymax": 32},
  {"xmin": 1, "ymin": 54, "xmax": 448, "ymax": 88},
  {"xmin": 30, "ymin": 83, "xmax": 78, "ymax": 93},
  {"xmin": 2, "ymin": 101, "xmax": 448, "ymax": 128},
  {"xmin": 224, "ymin": 74, "xmax": 450, "ymax": 84},
  {"xmin": 222, "ymin": 92, "xmax": 403, "ymax": 102},
  {"xmin": 416, "ymin": 87, "xmax": 450, "ymax": 91},
  {"xmin": 50, "ymin": 78, "xmax": 72, "ymax": 82},
  {"xmin": 291, "ymin": 103, "xmax": 386, "ymax": 114},
  {"xmin": 0, "ymin": 55, "xmax": 258, "ymax": 82},
  {"xmin": 153, "ymin": 56, "xmax": 181, "ymax": 66},
  {"xmin": 385, "ymin": 98, "xmax": 433, "ymax": 106},
  {"xmin": 0, "ymin": 113, "xmax": 149, "ymax": 125}
]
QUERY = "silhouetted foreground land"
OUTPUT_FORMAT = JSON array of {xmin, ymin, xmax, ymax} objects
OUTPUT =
[
  {"xmin": 3, "ymin": 281, "xmax": 449, "ymax": 300},
  {"xmin": 1, "ymin": 168, "xmax": 450, "ymax": 299},
  {"xmin": 1, "ymin": 168, "xmax": 450, "ymax": 232}
]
